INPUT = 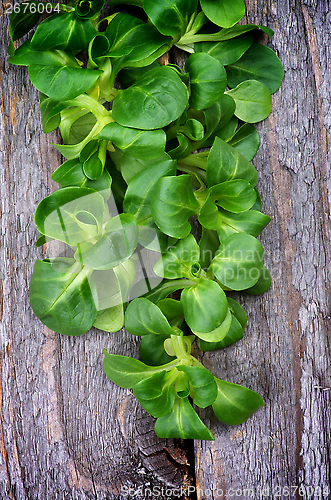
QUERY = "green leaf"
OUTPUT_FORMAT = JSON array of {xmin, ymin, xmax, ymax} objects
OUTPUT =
[
  {"xmin": 39, "ymin": 96, "xmax": 70, "ymax": 134},
  {"xmin": 181, "ymin": 279, "xmax": 228, "ymax": 334},
  {"xmin": 8, "ymin": 1, "xmax": 43, "ymax": 42},
  {"xmin": 199, "ymin": 297, "xmax": 246, "ymax": 350},
  {"xmin": 133, "ymin": 371, "xmax": 176, "ymax": 417},
  {"xmin": 35, "ymin": 187, "xmax": 105, "ymax": 245},
  {"xmin": 175, "ymin": 370, "xmax": 193, "ymax": 399},
  {"xmin": 166, "ymin": 64, "xmax": 190, "ymax": 80},
  {"xmin": 151, "ymin": 175, "xmax": 199, "ymax": 238},
  {"xmin": 154, "ymin": 234, "xmax": 200, "ymax": 279},
  {"xmin": 100, "ymin": 122, "xmax": 166, "ymax": 160},
  {"xmin": 112, "ymin": 66, "xmax": 189, "ymax": 130},
  {"xmin": 209, "ymin": 233, "xmax": 264, "ymax": 290},
  {"xmin": 120, "ymin": 151, "xmax": 171, "ymax": 184},
  {"xmin": 125, "ymin": 298, "xmax": 175, "ymax": 336},
  {"xmin": 30, "ymin": 258, "xmax": 97, "ymax": 336},
  {"xmin": 90, "ymin": 258, "xmax": 137, "ymax": 332},
  {"xmin": 31, "ymin": 12, "xmax": 96, "ymax": 51},
  {"xmin": 138, "ymin": 219, "xmax": 169, "ymax": 253},
  {"xmin": 198, "ymin": 194, "xmax": 224, "ymax": 230},
  {"xmin": 216, "ymin": 208, "xmax": 271, "ymax": 240},
  {"xmin": 157, "ymin": 299, "xmax": 185, "ymax": 329},
  {"xmin": 226, "ymin": 80, "xmax": 272, "ymax": 123},
  {"xmin": 210, "ymin": 179, "xmax": 257, "ymax": 213},
  {"xmin": 228, "ymin": 123, "xmax": 260, "ymax": 161},
  {"xmin": 244, "ymin": 265, "xmax": 271, "ymax": 295},
  {"xmin": 250, "ymin": 188, "xmax": 262, "ymax": 211},
  {"xmin": 7, "ymin": 40, "xmax": 15, "ymax": 57},
  {"xmin": 215, "ymin": 24, "xmax": 274, "ymax": 40},
  {"xmin": 167, "ymin": 133, "xmax": 192, "ymax": 160},
  {"xmin": 201, "ymin": 104, "xmax": 221, "ymax": 142},
  {"xmin": 193, "ymin": 309, "xmax": 232, "ymax": 342},
  {"xmin": 207, "ymin": 137, "xmax": 258, "ymax": 187},
  {"xmin": 88, "ymin": 34, "xmax": 110, "ymax": 66},
  {"xmin": 93, "ymin": 304, "xmax": 124, "ymax": 332},
  {"xmin": 199, "ymin": 314, "xmax": 243, "ymax": 350},
  {"xmin": 7, "ymin": 40, "xmax": 76, "ymax": 67},
  {"xmin": 28, "ymin": 65, "xmax": 102, "ymax": 101},
  {"xmin": 204, "ymin": 94, "xmax": 235, "ymax": 136},
  {"xmin": 185, "ymin": 23, "xmax": 273, "ymax": 44},
  {"xmin": 52, "ymin": 158, "xmax": 112, "ymax": 200},
  {"xmin": 103, "ymin": 350, "xmax": 177, "ymax": 388},
  {"xmin": 227, "ymin": 297, "xmax": 247, "ymax": 328},
  {"xmin": 173, "ymin": 370, "xmax": 191, "ymax": 398},
  {"xmin": 119, "ymin": 61, "xmax": 160, "ymax": 89},
  {"xmin": 227, "ymin": 43, "xmax": 284, "ymax": 94},
  {"xmin": 79, "ymin": 140, "xmax": 98, "ymax": 164},
  {"xmin": 200, "ymin": 0, "xmax": 245, "ymax": 28},
  {"xmin": 197, "ymin": 94, "xmax": 236, "ymax": 148},
  {"xmin": 195, "ymin": 32, "xmax": 254, "ymax": 66},
  {"xmin": 60, "ymin": 108, "xmax": 97, "ymax": 145},
  {"xmin": 214, "ymin": 94, "xmax": 236, "ymax": 122},
  {"xmin": 155, "ymin": 395, "xmax": 214, "ymax": 440},
  {"xmin": 212, "ymin": 378, "xmax": 264, "ymax": 425},
  {"xmin": 75, "ymin": 0, "xmax": 105, "ymax": 18},
  {"xmin": 199, "ymin": 227, "xmax": 220, "ymax": 268},
  {"xmin": 144, "ymin": 0, "xmax": 198, "ymax": 39},
  {"xmin": 35, "ymin": 233, "xmax": 51, "ymax": 247},
  {"xmin": 114, "ymin": 257, "xmax": 139, "ymax": 304},
  {"xmin": 123, "ymin": 159, "xmax": 176, "ymax": 222},
  {"xmin": 105, "ymin": 13, "xmax": 171, "ymax": 72},
  {"xmin": 76, "ymin": 214, "xmax": 139, "ymax": 270},
  {"xmin": 179, "ymin": 119, "xmax": 204, "ymax": 141},
  {"xmin": 140, "ymin": 334, "xmax": 176, "ymax": 366},
  {"xmin": 185, "ymin": 53, "xmax": 227, "ymax": 111},
  {"xmin": 213, "ymin": 115, "xmax": 238, "ymax": 143},
  {"xmin": 82, "ymin": 141, "xmax": 107, "ymax": 180},
  {"xmin": 177, "ymin": 365, "xmax": 218, "ymax": 408},
  {"xmin": 132, "ymin": 278, "xmax": 195, "ymax": 304}
]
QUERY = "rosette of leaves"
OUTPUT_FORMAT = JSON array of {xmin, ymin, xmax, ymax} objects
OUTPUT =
[
  {"xmin": 8, "ymin": 0, "xmax": 284, "ymax": 440},
  {"xmin": 30, "ymin": 187, "xmax": 139, "ymax": 335},
  {"xmin": 103, "ymin": 298, "xmax": 264, "ymax": 439}
]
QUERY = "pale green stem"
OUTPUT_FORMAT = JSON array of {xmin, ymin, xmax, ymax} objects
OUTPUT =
[
  {"xmin": 170, "ymin": 332, "xmax": 193, "ymax": 364},
  {"xmin": 178, "ymin": 32, "xmax": 231, "ymax": 45},
  {"xmin": 66, "ymin": 95, "xmax": 112, "ymax": 121},
  {"xmin": 165, "ymin": 367, "xmax": 180, "ymax": 385},
  {"xmin": 56, "ymin": 3, "xmax": 75, "ymax": 12},
  {"xmin": 177, "ymin": 164, "xmax": 207, "ymax": 184},
  {"xmin": 179, "ymin": 152, "xmax": 209, "ymax": 170}
]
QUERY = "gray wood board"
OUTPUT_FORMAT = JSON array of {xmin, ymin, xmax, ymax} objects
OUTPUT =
[
  {"xmin": 0, "ymin": 7, "xmax": 193, "ymax": 500},
  {"xmin": 1, "ymin": 1, "xmax": 330, "ymax": 499},
  {"xmin": 193, "ymin": 1, "xmax": 331, "ymax": 499}
]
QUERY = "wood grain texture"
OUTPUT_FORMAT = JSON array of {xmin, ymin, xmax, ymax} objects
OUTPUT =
[
  {"xmin": 0, "ymin": 6, "xmax": 193, "ymax": 500},
  {"xmin": 194, "ymin": 1, "xmax": 331, "ymax": 498},
  {"xmin": 1, "ymin": 1, "xmax": 330, "ymax": 499}
]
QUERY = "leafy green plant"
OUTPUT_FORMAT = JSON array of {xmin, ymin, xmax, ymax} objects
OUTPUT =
[{"xmin": 9, "ymin": 0, "xmax": 283, "ymax": 440}]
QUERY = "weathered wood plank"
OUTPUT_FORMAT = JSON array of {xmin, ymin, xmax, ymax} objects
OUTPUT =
[
  {"xmin": 194, "ymin": 1, "xmax": 331, "ymax": 497},
  {"xmin": 1, "ymin": 0, "xmax": 331, "ymax": 498},
  {"xmin": 0, "ymin": 7, "xmax": 194, "ymax": 500}
]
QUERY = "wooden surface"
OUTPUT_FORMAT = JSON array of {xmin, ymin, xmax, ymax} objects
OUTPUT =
[{"xmin": 1, "ymin": 1, "xmax": 331, "ymax": 499}]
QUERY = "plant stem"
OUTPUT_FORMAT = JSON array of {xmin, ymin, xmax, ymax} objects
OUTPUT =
[
  {"xmin": 179, "ymin": 151, "xmax": 209, "ymax": 170},
  {"xmin": 171, "ymin": 332, "xmax": 193, "ymax": 363},
  {"xmin": 177, "ymin": 164, "xmax": 207, "ymax": 184},
  {"xmin": 67, "ymin": 95, "xmax": 112, "ymax": 121}
]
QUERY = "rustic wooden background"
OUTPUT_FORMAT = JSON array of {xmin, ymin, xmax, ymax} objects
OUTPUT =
[{"xmin": 1, "ymin": 0, "xmax": 331, "ymax": 499}]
